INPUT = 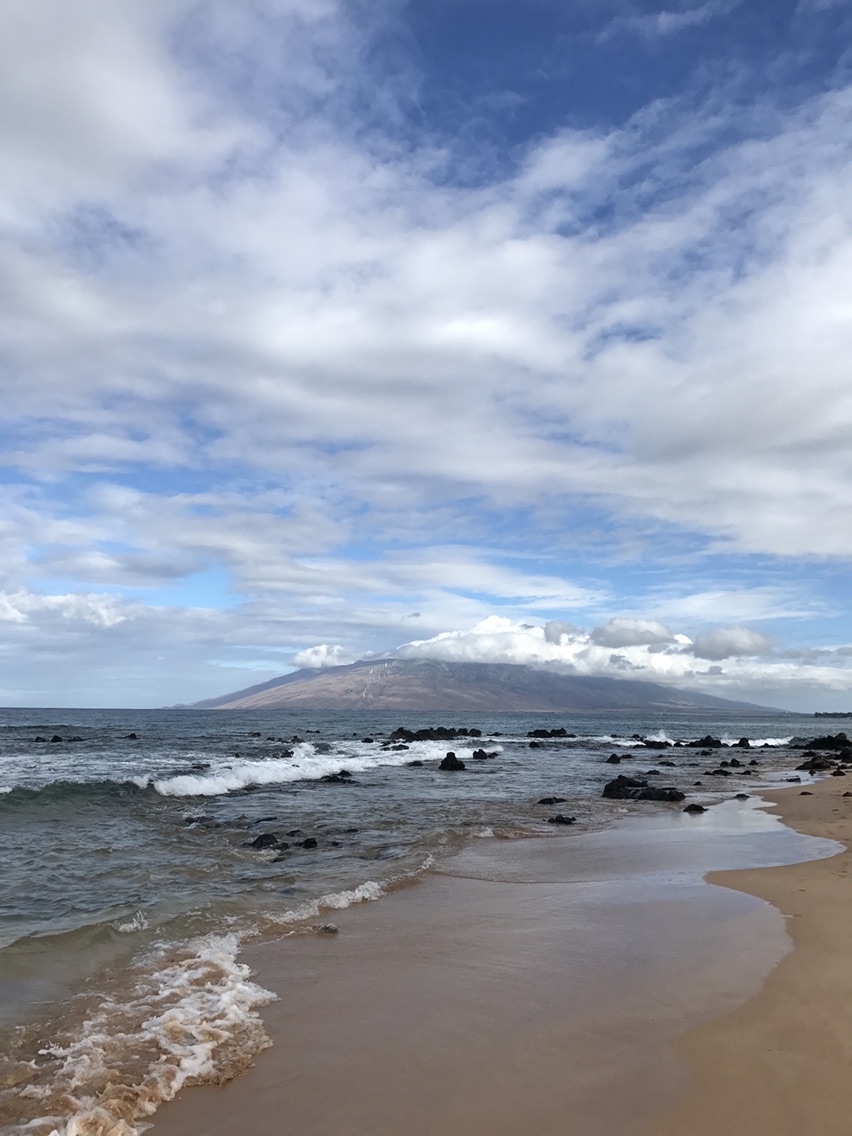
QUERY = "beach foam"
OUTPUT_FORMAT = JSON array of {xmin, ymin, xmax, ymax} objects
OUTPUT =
[{"xmin": 2, "ymin": 933, "xmax": 274, "ymax": 1136}]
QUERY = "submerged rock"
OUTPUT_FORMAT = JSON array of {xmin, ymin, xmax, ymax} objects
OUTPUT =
[
  {"xmin": 528, "ymin": 727, "xmax": 576, "ymax": 739},
  {"xmin": 245, "ymin": 833, "xmax": 279, "ymax": 849},
  {"xmin": 321, "ymin": 770, "xmax": 355, "ymax": 783},
  {"xmin": 683, "ymin": 803, "xmax": 707, "ymax": 814},
  {"xmin": 538, "ymin": 796, "xmax": 567, "ymax": 805},
  {"xmin": 547, "ymin": 814, "xmax": 577, "ymax": 825}
]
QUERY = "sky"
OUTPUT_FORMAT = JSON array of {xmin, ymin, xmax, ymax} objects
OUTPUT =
[{"xmin": 2, "ymin": 0, "xmax": 852, "ymax": 711}]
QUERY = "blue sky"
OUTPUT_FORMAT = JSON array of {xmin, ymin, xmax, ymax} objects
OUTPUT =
[{"xmin": 1, "ymin": 0, "xmax": 852, "ymax": 709}]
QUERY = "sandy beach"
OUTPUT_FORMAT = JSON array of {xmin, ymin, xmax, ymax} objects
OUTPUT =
[
  {"xmin": 150, "ymin": 785, "xmax": 843, "ymax": 1136},
  {"xmin": 646, "ymin": 776, "xmax": 852, "ymax": 1136}
]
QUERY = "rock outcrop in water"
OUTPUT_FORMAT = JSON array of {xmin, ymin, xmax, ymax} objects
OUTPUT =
[
  {"xmin": 439, "ymin": 752, "xmax": 466, "ymax": 771},
  {"xmin": 602, "ymin": 775, "xmax": 686, "ymax": 803},
  {"xmin": 794, "ymin": 732, "xmax": 849, "ymax": 750}
]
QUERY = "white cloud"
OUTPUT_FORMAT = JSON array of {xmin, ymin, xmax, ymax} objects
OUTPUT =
[
  {"xmin": 394, "ymin": 614, "xmax": 685, "ymax": 677},
  {"xmin": 599, "ymin": 1, "xmax": 733, "ymax": 40},
  {"xmin": 690, "ymin": 626, "xmax": 774, "ymax": 660},
  {"xmin": 291, "ymin": 643, "xmax": 359, "ymax": 668},
  {"xmin": 0, "ymin": 590, "xmax": 137, "ymax": 629},
  {"xmin": 5, "ymin": 75, "xmax": 851, "ymax": 553},
  {"xmin": 591, "ymin": 617, "xmax": 674, "ymax": 647}
]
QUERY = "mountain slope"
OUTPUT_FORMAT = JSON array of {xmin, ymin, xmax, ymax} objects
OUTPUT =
[{"xmin": 191, "ymin": 659, "xmax": 778, "ymax": 713}]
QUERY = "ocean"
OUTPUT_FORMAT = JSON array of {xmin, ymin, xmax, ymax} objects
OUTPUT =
[{"xmin": 0, "ymin": 704, "xmax": 825, "ymax": 1135}]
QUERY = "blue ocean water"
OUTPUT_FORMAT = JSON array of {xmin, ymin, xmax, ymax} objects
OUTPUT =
[{"xmin": 0, "ymin": 705, "xmax": 824, "ymax": 1135}]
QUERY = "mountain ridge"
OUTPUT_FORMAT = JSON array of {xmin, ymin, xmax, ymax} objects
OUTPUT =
[{"xmin": 190, "ymin": 658, "xmax": 780, "ymax": 713}]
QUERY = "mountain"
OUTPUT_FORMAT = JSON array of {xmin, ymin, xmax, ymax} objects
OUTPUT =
[{"xmin": 190, "ymin": 659, "xmax": 779, "ymax": 713}]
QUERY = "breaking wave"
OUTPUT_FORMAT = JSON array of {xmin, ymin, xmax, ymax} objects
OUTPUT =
[
  {"xmin": 277, "ymin": 879, "xmax": 387, "ymax": 924},
  {"xmin": 2, "ymin": 933, "xmax": 274, "ymax": 1136},
  {"xmin": 143, "ymin": 740, "xmax": 500, "ymax": 798}
]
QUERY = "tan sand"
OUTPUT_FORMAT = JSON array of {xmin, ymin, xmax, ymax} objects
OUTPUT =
[
  {"xmin": 151, "ymin": 801, "xmax": 825, "ymax": 1136},
  {"xmin": 645, "ymin": 775, "xmax": 852, "ymax": 1136}
]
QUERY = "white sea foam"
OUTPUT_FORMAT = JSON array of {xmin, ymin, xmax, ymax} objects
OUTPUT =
[
  {"xmin": 719, "ymin": 735, "xmax": 793, "ymax": 747},
  {"xmin": 12, "ymin": 933, "xmax": 275, "ymax": 1136},
  {"xmin": 111, "ymin": 910, "xmax": 149, "ymax": 934},
  {"xmin": 591, "ymin": 731, "xmax": 794, "ymax": 749},
  {"xmin": 643, "ymin": 730, "xmax": 674, "ymax": 744},
  {"xmin": 142, "ymin": 739, "xmax": 499, "ymax": 797},
  {"xmin": 0, "ymin": 785, "xmax": 11, "ymax": 794},
  {"xmin": 280, "ymin": 880, "xmax": 386, "ymax": 923}
]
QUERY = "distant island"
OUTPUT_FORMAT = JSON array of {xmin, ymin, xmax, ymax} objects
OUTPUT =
[
  {"xmin": 191, "ymin": 658, "xmax": 781, "ymax": 713},
  {"xmin": 814, "ymin": 711, "xmax": 852, "ymax": 718}
]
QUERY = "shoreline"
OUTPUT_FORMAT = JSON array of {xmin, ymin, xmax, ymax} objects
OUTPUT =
[
  {"xmin": 645, "ymin": 774, "xmax": 852, "ymax": 1135},
  {"xmin": 150, "ymin": 789, "xmax": 838, "ymax": 1136}
]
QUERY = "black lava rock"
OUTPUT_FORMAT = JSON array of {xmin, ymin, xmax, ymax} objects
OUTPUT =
[
  {"xmin": 246, "ymin": 833, "xmax": 280, "ymax": 849},
  {"xmin": 602, "ymin": 775, "xmax": 685, "ymax": 803},
  {"xmin": 390, "ymin": 726, "xmax": 482, "ymax": 743},
  {"xmin": 439, "ymin": 752, "xmax": 466, "ymax": 771}
]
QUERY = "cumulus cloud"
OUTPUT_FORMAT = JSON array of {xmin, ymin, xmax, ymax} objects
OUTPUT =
[
  {"xmin": 690, "ymin": 627, "xmax": 774, "ymax": 660},
  {"xmin": 0, "ymin": 590, "xmax": 138, "ymax": 629},
  {"xmin": 394, "ymin": 614, "xmax": 689, "ymax": 679},
  {"xmin": 291, "ymin": 643, "xmax": 359, "ymax": 668},
  {"xmin": 590, "ymin": 618, "xmax": 674, "ymax": 648}
]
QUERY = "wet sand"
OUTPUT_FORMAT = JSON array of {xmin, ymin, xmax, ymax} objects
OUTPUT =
[
  {"xmin": 646, "ymin": 775, "xmax": 852, "ymax": 1136},
  {"xmin": 151, "ymin": 795, "xmax": 835, "ymax": 1136}
]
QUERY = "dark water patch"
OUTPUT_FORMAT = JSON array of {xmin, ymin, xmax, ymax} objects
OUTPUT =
[{"xmin": 0, "ymin": 778, "xmax": 156, "ymax": 810}]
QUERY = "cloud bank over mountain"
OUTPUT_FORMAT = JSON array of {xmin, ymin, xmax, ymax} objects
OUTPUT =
[{"xmin": 1, "ymin": 0, "xmax": 851, "ymax": 709}]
